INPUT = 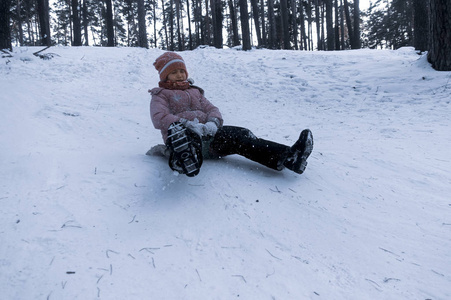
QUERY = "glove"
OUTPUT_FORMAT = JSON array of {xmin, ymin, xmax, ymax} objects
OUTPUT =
[
  {"xmin": 203, "ymin": 121, "xmax": 218, "ymax": 136},
  {"xmin": 180, "ymin": 118, "xmax": 204, "ymax": 137}
]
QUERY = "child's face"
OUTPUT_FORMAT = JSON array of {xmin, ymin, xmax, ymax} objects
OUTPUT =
[{"xmin": 167, "ymin": 68, "xmax": 187, "ymax": 82}]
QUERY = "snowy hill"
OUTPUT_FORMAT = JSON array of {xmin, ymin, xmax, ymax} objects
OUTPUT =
[{"xmin": 1, "ymin": 46, "xmax": 450, "ymax": 300}]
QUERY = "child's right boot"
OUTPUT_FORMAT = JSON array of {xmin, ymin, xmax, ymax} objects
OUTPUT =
[
  {"xmin": 166, "ymin": 122, "xmax": 203, "ymax": 177},
  {"xmin": 283, "ymin": 129, "xmax": 313, "ymax": 174}
]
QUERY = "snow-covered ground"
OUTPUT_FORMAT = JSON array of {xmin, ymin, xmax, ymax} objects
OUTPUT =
[{"xmin": 1, "ymin": 46, "xmax": 450, "ymax": 300}]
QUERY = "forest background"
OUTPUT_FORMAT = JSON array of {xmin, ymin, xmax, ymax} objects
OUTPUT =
[{"xmin": 0, "ymin": 0, "xmax": 450, "ymax": 70}]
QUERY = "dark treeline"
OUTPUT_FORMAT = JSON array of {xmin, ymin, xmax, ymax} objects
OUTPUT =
[{"xmin": 1, "ymin": 0, "xmax": 450, "ymax": 70}]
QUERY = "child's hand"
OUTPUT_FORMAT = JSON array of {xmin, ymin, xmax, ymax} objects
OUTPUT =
[
  {"xmin": 180, "ymin": 118, "xmax": 204, "ymax": 137},
  {"xmin": 203, "ymin": 122, "xmax": 218, "ymax": 136}
]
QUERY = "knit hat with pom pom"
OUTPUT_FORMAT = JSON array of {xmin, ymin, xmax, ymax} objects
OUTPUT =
[{"xmin": 153, "ymin": 52, "xmax": 188, "ymax": 81}]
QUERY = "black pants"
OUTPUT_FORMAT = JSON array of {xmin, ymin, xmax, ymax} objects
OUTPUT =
[{"xmin": 208, "ymin": 126, "xmax": 290, "ymax": 171}]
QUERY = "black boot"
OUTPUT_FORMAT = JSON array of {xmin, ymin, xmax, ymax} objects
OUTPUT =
[
  {"xmin": 283, "ymin": 129, "xmax": 313, "ymax": 174},
  {"xmin": 166, "ymin": 122, "xmax": 203, "ymax": 177}
]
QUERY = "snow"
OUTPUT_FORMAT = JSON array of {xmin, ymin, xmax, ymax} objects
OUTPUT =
[{"xmin": 1, "ymin": 46, "xmax": 450, "ymax": 300}]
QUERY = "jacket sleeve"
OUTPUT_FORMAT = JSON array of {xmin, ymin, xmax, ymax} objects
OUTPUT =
[
  {"xmin": 149, "ymin": 88, "xmax": 179, "ymax": 137},
  {"xmin": 199, "ymin": 93, "xmax": 224, "ymax": 127}
]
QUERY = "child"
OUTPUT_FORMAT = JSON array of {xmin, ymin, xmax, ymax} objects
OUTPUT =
[{"xmin": 149, "ymin": 52, "xmax": 313, "ymax": 177}]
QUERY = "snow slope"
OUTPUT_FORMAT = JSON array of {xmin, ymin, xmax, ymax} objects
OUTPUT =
[{"xmin": 1, "ymin": 46, "xmax": 450, "ymax": 300}]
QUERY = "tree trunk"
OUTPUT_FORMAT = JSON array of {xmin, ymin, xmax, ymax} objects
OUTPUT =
[
  {"xmin": 250, "ymin": 0, "xmax": 262, "ymax": 47},
  {"xmin": 267, "ymin": 0, "xmax": 276, "ymax": 49},
  {"xmin": 228, "ymin": 0, "xmax": 240, "ymax": 46},
  {"xmin": 239, "ymin": 0, "xmax": 251, "ymax": 50},
  {"xmin": 205, "ymin": 0, "xmax": 211, "ymax": 45},
  {"xmin": 72, "ymin": 0, "xmax": 82, "ymax": 46},
  {"xmin": 315, "ymin": 0, "xmax": 322, "ymax": 50},
  {"xmin": 413, "ymin": 0, "xmax": 428, "ymax": 52},
  {"xmin": 153, "ymin": 0, "xmax": 157, "ymax": 47},
  {"xmin": 299, "ymin": 0, "xmax": 307, "ymax": 50},
  {"xmin": 260, "ymin": 0, "xmax": 266, "ymax": 46},
  {"xmin": 307, "ymin": 0, "xmax": 313, "ymax": 50},
  {"xmin": 291, "ymin": 0, "xmax": 298, "ymax": 50},
  {"xmin": 137, "ymin": 0, "xmax": 148, "ymax": 48},
  {"xmin": 334, "ymin": 0, "xmax": 340, "ymax": 50},
  {"xmin": 0, "ymin": 0, "xmax": 12, "ymax": 51},
  {"xmin": 36, "ymin": 0, "xmax": 51, "ymax": 46},
  {"xmin": 161, "ymin": 0, "xmax": 168, "ymax": 49},
  {"xmin": 176, "ymin": 0, "xmax": 183, "ymax": 50},
  {"xmin": 428, "ymin": 0, "xmax": 451, "ymax": 71},
  {"xmin": 340, "ymin": 0, "xmax": 345, "ymax": 49},
  {"xmin": 325, "ymin": 0, "xmax": 334, "ymax": 50},
  {"xmin": 16, "ymin": 0, "xmax": 24, "ymax": 46},
  {"xmin": 343, "ymin": 0, "xmax": 353, "ymax": 49},
  {"xmin": 211, "ymin": 0, "xmax": 223, "ymax": 48},
  {"xmin": 169, "ymin": 0, "xmax": 175, "ymax": 50},
  {"xmin": 104, "ymin": 0, "xmax": 114, "ymax": 46},
  {"xmin": 186, "ymin": 0, "xmax": 193, "ymax": 50},
  {"xmin": 352, "ymin": 0, "xmax": 360, "ymax": 49},
  {"xmin": 83, "ymin": 0, "xmax": 89, "ymax": 45},
  {"xmin": 280, "ymin": 0, "xmax": 290, "ymax": 49}
]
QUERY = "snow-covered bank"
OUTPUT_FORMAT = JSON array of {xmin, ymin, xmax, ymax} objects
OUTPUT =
[{"xmin": 1, "ymin": 46, "xmax": 450, "ymax": 299}]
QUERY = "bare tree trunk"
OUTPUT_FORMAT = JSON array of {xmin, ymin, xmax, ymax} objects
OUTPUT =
[
  {"xmin": 413, "ymin": 0, "xmax": 428, "ymax": 52},
  {"xmin": 340, "ymin": 0, "xmax": 345, "ymax": 49},
  {"xmin": 83, "ymin": 0, "xmax": 89, "ymax": 45},
  {"xmin": 314, "ymin": 0, "xmax": 321, "ymax": 50},
  {"xmin": 343, "ymin": 0, "xmax": 353, "ymax": 49},
  {"xmin": 176, "ymin": 0, "xmax": 183, "ymax": 50},
  {"xmin": 299, "ymin": 0, "xmax": 307, "ymax": 50},
  {"xmin": 239, "ymin": 0, "xmax": 251, "ymax": 50},
  {"xmin": 204, "ymin": 0, "xmax": 211, "ymax": 45},
  {"xmin": 72, "ymin": 0, "xmax": 82, "ymax": 45},
  {"xmin": 195, "ymin": 0, "xmax": 201, "ymax": 46},
  {"xmin": 36, "ymin": 0, "xmax": 51, "ymax": 46},
  {"xmin": 428, "ymin": 0, "xmax": 451, "ymax": 70},
  {"xmin": 153, "ymin": 0, "xmax": 157, "ymax": 47},
  {"xmin": 307, "ymin": 0, "xmax": 313, "ymax": 50},
  {"xmin": 250, "ymin": 0, "xmax": 262, "ymax": 47},
  {"xmin": 291, "ymin": 0, "xmax": 298, "ymax": 50},
  {"xmin": 211, "ymin": 0, "xmax": 223, "ymax": 48},
  {"xmin": 186, "ymin": 0, "xmax": 193, "ymax": 49},
  {"xmin": 16, "ymin": 0, "xmax": 24, "ymax": 46},
  {"xmin": 0, "ymin": 0, "xmax": 12, "ymax": 51},
  {"xmin": 280, "ymin": 0, "xmax": 290, "ymax": 49},
  {"xmin": 268, "ymin": 0, "xmax": 276, "ymax": 49},
  {"xmin": 260, "ymin": 0, "xmax": 266, "ymax": 46},
  {"xmin": 228, "ymin": 0, "xmax": 240, "ymax": 46},
  {"xmin": 169, "ymin": 0, "xmax": 175, "ymax": 50},
  {"xmin": 104, "ymin": 0, "xmax": 114, "ymax": 46},
  {"xmin": 334, "ymin": 0, "xmax": 340, "ymax": 50},
  {"xmin": 137, "ymin": 0, "xmax": 148, "ymax": 48},
  {"xmin": 161, "ymin": 0, "xmax": 168, "ymax": 49},
  {"xmin": 352, "ymin": 0, "xmax": 360, "ymax": 49},
  {"xmin": 325, "ymin": 0, "xmax": 334, "ymax": 50}
]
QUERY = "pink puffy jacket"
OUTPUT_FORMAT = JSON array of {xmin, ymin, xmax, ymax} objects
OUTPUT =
[{"xmin": 150, "ymin": 87, "xmax": 223, "ymax": 142}]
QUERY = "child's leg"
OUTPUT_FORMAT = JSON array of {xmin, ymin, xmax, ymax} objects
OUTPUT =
[{"xmin": 209, "ymin": 126, "xmax": 290, "ymax": 171}]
